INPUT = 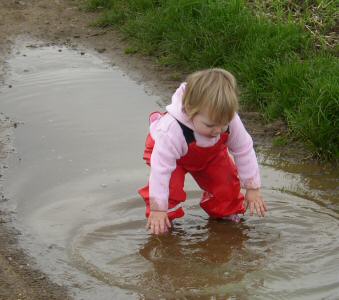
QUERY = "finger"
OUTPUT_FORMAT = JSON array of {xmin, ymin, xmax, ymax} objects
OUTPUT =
[
  {"xmin": 256, "ymin": 202, "xmax": 264, "ymax": 217},
  {"xmin": 244, "ymin": 199, "xmax": 248, "ymax": 209},
  {"xmin": 154, "ymin": 222, "xmax": 160, "ymax": 235},
  {"xmin": 165, "ymin": 216, "xmax": 171, "ymax": 228},
  {"xmin": 260, "ymin": 201, "xmax": 267, "ymax": 216},
  {"xmin": 146, "ymin": 218, "xmax": 151, "ymax": 229},
  {"xmin": 257, "ymin": 201, "xmax": 266, "ymax": 217},
  {"xmin": 160, "ymin": 219, "xmax": 166, "ymax": 234},
  {"xmin": 259, "ymin": 198, "xmax": 267, "ymax": 215},
  {"xmin": 163, "ymin": 219, "xmax": 170, "ymax": 234},
  {"xmin": 263, "ymin": 200, "xmax": 268, "ymax": 211},
  {"xmin": 250, "ymin": 202, "xmax": 254, "ymax": 216},
  {"xmin": 243, "ymin": 200, "xmax": 248, "ymax": 214},
  {"xmin": 254, "ymin": 201, "xmax": 261, "ymax": 217},
  {"xmin": 151, "ymin": 222, "xmax": 156, "ymax": 234}
]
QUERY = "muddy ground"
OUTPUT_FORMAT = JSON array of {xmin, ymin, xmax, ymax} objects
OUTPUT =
[{"xmin": 0, "ymin": 0, "xmax": 292, "ymax": 299}]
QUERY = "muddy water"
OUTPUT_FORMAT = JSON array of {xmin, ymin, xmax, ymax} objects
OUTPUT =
[{"xmin": 1, "ymin": 38, "xmax": 338, "ymax": 300}]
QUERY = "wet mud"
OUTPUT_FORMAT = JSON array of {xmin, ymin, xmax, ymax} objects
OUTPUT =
[{"xmin": 0, "ymin": 38, "xmax": 338, "ymax": 300}]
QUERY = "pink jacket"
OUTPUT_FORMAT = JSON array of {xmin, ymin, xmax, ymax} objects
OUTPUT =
[{"xmin": 149, "ymin": 83, "xmax": 261, "ymax": 211}]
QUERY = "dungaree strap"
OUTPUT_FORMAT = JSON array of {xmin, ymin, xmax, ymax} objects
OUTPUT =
[
  {"xmin": 176, "ymin": 120, "xmax": 195, "ymax": 145},
  {"xmin": 176, "ymin": 119, "xmax": 230, "ymax": 145}
]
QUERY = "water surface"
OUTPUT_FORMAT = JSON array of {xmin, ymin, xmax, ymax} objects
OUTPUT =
[{"xmin": 1, "ymin": 37, "xmax": 338, "ymax": 300}]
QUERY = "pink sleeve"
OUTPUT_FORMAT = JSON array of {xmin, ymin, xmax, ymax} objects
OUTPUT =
[
  {"xmin": 149, "ymin": 118, "xmax": 187, "ymax": 211},
  {"xmin": 228, "ymin": 114, "xmax": 261, "ymax": 189}
]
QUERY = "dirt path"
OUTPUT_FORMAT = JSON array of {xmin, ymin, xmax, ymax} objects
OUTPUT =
[{"xmin": 0, "ymin": 0, "xmax": 287, "ymax": 298}]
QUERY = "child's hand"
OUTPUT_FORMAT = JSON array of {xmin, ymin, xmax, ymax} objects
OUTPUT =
[
  {"xmin": 244, "ymin": 188, "xmax": 267, "ymax": 217},
  {"xmin": 146, "ymin": 211, "xmax": 171, "ymax": 235}
]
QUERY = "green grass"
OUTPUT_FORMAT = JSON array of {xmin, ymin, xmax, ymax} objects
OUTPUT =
[
  {"xmin": 249, "ymin": 0, "xmax": 338, "ymax": 51},
  {"xmin": 84, "ymin": 0, "xmax": 339, "ymax": 161},
  {"xmin": 272, "ymin": 136, "xmax": 289, "ymax": 147}
]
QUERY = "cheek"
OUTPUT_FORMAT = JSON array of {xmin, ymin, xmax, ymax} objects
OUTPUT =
[
  {"xmin": 201, "ymin": 126, "xmax": 213, "ymax": 135},
  {"xmin": 197, "ymin": 123, "xmax": 208, "ymax": 132},
  {"xmin": 192, "ymin": 119, "xmax": 212, "ymax": 135}
]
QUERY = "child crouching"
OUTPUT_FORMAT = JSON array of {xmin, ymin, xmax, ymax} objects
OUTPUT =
[{"xmin": 139, "ymin": 68, "xmax": 267, "ymax": 235}]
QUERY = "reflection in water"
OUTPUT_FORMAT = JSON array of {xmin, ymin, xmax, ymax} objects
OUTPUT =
[
  {"xmin": 70, "ymin": 190, "xmax": 339, "ymax": 300},
  {"xmin": 71, "ymin": 206, "xmax": 267, "ymax": 299},
  {"xmin": 139, "ymin": 219, "xmax": 253, "ymax": 299}
]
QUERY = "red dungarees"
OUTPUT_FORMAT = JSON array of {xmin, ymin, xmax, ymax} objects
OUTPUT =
[{"xmin": 138, "ymin": 115, "xmax": 245, "ymax": 220}]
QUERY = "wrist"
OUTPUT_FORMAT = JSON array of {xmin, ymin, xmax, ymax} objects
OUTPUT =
[{"xmin": 149, "ymin": 197, "xmax": 168, "ymax": 211}]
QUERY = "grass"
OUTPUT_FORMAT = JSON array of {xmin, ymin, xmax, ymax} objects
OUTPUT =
[
  {"xmin": 249, "ymin": 0, "xmax": 338, "ymax": 51},
  {"xmin": 84, "ymin": 0, "xmax": 339, "ymax": 161},
  {"xmin": 272, "ymin": 136, "xmax": 289, "ymax": 147}
]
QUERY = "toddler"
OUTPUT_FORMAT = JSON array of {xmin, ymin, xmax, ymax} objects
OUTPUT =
[{"xmin": 138, "ymin": 68, "xmax": 267, "ymax": 235}]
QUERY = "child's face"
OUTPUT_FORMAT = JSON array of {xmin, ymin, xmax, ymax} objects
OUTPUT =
[{"xmin": 192, "ymin": 109, "xmax": 228, "ymax": 138}]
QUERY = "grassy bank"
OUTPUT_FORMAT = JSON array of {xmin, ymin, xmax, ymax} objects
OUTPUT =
[{"xmin": 85, "ymin": 0, "xmax": 338, "ymax": 161}]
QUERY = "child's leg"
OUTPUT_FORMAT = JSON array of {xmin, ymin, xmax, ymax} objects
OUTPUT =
[
  {"xmin": 191, "ymin": 150, "xmax": 245, "ymax": 218},
  {"xmin": 138, "ymin": 165, "xmax": 187, "ymax": 221}
]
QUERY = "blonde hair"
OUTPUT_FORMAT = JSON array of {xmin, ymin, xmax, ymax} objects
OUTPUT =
[{"xmin": 183, "ymin": 68, "xmax": 239, "ymax": 125}]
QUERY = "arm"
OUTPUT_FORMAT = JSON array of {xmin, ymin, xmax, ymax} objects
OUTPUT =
[
  {"xmin": 147, "ymin": 119, "xmax": 187, "ymax": 233},
  {"xmin": 228, "ymin": 114, "xmax": 267, "ymax": 217},
  {"xmin": 228, "ymin": 113, "xmax": 261, "ymax": 189}
]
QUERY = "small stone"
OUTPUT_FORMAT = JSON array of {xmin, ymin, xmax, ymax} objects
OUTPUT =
[{"xmin": 96, "ymin": 48, "xmax": 106, "ymax": 53}]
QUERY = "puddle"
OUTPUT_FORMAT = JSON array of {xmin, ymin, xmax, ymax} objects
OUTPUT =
[{"xmin": 1, "ymin": 38, "xmax": 338, "ymax": 300}]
